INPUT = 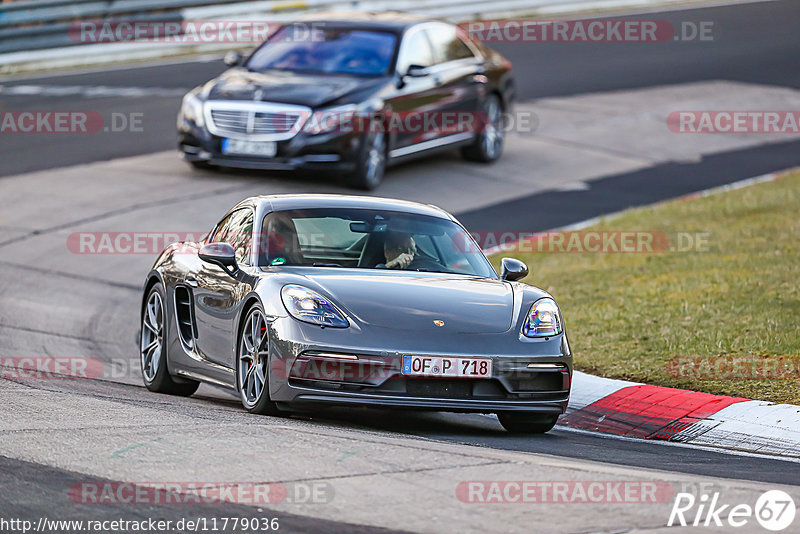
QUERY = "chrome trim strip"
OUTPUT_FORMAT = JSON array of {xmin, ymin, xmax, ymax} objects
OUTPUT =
[
  {"xmin": 203, "ymin": 100, "xmax": 312, "ymax": 141},
  {"xmin": 389, "ymin": 132, "xmax": 473, "ymax": 158}
]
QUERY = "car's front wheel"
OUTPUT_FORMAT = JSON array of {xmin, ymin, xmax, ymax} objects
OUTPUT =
[
  {"xmin": 497, "ymin": 413, "xmax": 558, "ymax": 434},
  {"xmin": 347, "ymin": 131, "xmax": 387, "ymax": 190},
  {"xmin": 237, "ymin": 305, "xmax": 281, "ymax": 415},
  {"xmin": 140, "ymin": 283, "xmax": 199, "ymax": 396}
]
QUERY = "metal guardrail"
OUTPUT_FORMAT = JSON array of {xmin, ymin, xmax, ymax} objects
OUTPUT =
[
  {"xmin": 0, "ymin": 0, "xmax": 260, "ymax": 52},
  {"xmin": 0, "ymin": 0, "xmax": 590, "ymax": 53},
  {"xmin": 0, "ymin": 0, "xmax": 703, "ymax": 72}
]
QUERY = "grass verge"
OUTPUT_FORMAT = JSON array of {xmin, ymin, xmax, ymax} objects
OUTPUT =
[{"xmin": 491, "ymin": 170, "xmax": 800, "ymax": 404}]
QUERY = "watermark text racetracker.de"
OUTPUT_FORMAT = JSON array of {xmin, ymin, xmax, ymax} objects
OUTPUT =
[
  {"xmin": 0, "ymin": 111, "xmax": 143, "ymax": 134},
  {"xmin": 69, "ymin": 20, "xmax": 327, "ymax": 44},
  {"xmin": 462, "ymin": 230, "xmax": 712, "ymax": 254},
  {"xmin": 459, "ymin": 19, "xmax": 716, "ymax": 42},
  {"xmin": 456, "ymin": 480, "xmax": 674, "ymax": 503},
  {"xmin": 667, "ymin": 355, "xmax": 800, "ymax": 380},
  {"xmin": 70, "ymin": 480, "xmax": 333, "ymax": 505},
  {"xmin": 668, "ymin": 111, "xmax": 800, "ymax": 134}
]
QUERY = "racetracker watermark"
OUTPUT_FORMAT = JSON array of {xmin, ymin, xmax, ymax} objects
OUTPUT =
[
  {"xmin": 457, "ymin": 230, "xmax": 711, "ymax": 254},
  {"xmin": 68, "ymin": 232, "xmax": 208, "ymax": 254},
  {"xmin": 0, "ymin": 111, "xmax": 143, "ymax": 134},
  {"xmin": 300, "ymin": 110, "xmax": 537, "ymax": 135},
  {"xmin": 667, "ymin": 111, "xmax": 800, "ymax": 133},
  {"xmin": 69, "ymin": 481, "xmax": 333, "ymax": 505},
  {"xmin": 460, "ymin": 19, "xmax": 715, "ymax": 42},
  {"xmin": 0, "ymin": 357, "xmax": 104, "ymax": 380},
  {"xmin": 666, "ymin": 356, "xmax": 800, "ymax": 380},
  {"xmin": 456, "ymin": 480, "xmax": 674, "ymax": 503},
  {"xmin": 69, "ymin": 21, "xmax": 326, "ymax": 44},
  {"xmin": 0, "ymin": 356, "xmax": 175, "ymax": 382}
]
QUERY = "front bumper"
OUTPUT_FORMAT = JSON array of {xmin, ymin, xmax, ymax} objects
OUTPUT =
[
  {"xmin": 268, "ymin": 319, "xmax": 572, "ymax": 415},
  {"xmin": 178, "ymin": 118, "xmax": 359, "ymax": 173}
]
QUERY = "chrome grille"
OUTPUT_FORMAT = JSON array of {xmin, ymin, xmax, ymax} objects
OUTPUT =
[{"xmin": 204, "ymin": 101, "xmax": 310, "ymax": 141}]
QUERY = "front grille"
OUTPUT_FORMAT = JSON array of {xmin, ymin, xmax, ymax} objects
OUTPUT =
[
  {"xmin": 406, "ymin": 379, "xmax": 475, "ymax": 399},
  {"xmin": 204, "ymin": 101, "xmax": 310, "ymax": 141}
]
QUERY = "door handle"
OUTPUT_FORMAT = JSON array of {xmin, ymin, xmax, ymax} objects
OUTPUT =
[{"xmin": 185, "ymin": 277, "xmax": 198, "ymax": 288}]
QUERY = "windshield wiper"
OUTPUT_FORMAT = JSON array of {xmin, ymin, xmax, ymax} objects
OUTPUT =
[{"xmin": 313, "ymin": 262, "xmax": 344, "ymax": 268}]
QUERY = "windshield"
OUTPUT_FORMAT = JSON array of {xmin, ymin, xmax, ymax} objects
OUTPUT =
[
  {"xmin": 258, "ymin": 208, "xmax": 498, "ymax": 278},
  {"xmin": 246, "ymin": 26, "xmax": 398, "ymax": 76}
]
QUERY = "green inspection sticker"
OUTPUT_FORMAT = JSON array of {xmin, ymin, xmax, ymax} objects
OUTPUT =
[{"xmin": 270, "ymin": 257, "xmax": 286, "ymax": 266}]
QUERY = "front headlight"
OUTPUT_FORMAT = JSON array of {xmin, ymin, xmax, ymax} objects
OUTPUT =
[
  {"xmin": 522, "ymin": 297, "xmax": 563, "ymax": 337},
  {"xmin": 281, "ymin": 284, "xmax": 349, "ymax": 328},
  {"xmin": 302, "ymin": 104, "xmax": 358, "ymax": 135},
  {"xmin": 181, "ymin": 92, "xmax": 205, "ymax": 127}
]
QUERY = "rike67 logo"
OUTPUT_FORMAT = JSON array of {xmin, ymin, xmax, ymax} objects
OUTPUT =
[{"xmin": 669, "ymin": 489, "xmax": 796, "ymax": 531}]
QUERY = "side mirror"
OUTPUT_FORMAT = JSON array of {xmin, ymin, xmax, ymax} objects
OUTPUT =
[
  {"xmin": 500, "ymin": 257, "xmax": 529, "ymax": 282},
  {"xmin": 405, "ymin": 64, "xmax": 429, "ymax": 78},
  {"xmin": 199, "ymin": 242, "xmax": 238, "ymax": 275},
  {"xmin": 397, "ymin": 64, "xmax": 430, "ymax": 88},
  {"xmin": 224, "ymin": 51, "xmax": 244, "ymax": 67}
]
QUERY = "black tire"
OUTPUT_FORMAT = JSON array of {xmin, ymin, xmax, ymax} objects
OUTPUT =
[
  {"xmin": 140, "ymin": 283, "xmax": 200, "ymax": 396},
  {"xmin": 497, "ymin": 413, "xmax": 559, "ymax": 434},
  {"xmin": 188, "ymin": 160, "xmax": 214, "ymax": 171},
  {"xmin": 346, "ymin": 131, "xmax": 387, "ymax": 190},
  {"xmin": 461, "ymin": 93, "xmax": 505, "ymax": 163},
  {"xmin": 236, "ymin": 304, "xmax": 282, "ymax": 415}
]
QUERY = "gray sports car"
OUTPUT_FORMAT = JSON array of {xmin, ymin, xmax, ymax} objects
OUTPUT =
[{"xmin": 140, "ymin": 195, "xmax": 572, "ymax": 433}]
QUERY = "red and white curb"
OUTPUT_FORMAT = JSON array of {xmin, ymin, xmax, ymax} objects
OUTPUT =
[
  {"xmin": 482, "ymin": 167, "xmax": 799, "ymax": 458},
  {"xmin": 564, "ymin": 371, "xmax": 800, "ymax": 458}
]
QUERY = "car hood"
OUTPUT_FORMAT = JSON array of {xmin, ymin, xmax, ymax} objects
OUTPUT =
[
  {"xmin": 204, "ymin": 69, "xmax": 384, "ymax": 108},
  {"xmin": 301, "ymin": 272, "xmax": 515, "ymax": 334}
]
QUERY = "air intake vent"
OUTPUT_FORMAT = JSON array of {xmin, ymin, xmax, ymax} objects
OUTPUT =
[{"xmin": 174, "ymin": 286, "xmax": 196, "ymax": 346}]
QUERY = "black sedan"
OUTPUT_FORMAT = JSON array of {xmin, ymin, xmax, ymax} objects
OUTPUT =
[
  {"xmin": 140, "ymin": 195, "xmax": 571, "ymax": 433},
  {"xmin": 178, "ymin": 12, "xmax": 515, "ymax": 189}
]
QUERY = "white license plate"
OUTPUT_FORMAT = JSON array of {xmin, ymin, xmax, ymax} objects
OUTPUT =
[
  {"xmin": 402, "ymin": 355, "xmax": 492, "ymax": 378},
  {"xmin": 221, "ymin": 138, "xmax": 277, "ymax": 157}
]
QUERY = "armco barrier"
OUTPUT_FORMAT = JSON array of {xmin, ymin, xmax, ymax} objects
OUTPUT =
[{"xmin": 0, "ymin": 0, "xmax": 713, "ymax": 74}]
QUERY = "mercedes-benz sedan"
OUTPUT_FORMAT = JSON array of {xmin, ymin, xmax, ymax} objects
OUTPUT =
[{"xmin": 178, "ymin": 12, "xmax": 515, "ymax": 189}]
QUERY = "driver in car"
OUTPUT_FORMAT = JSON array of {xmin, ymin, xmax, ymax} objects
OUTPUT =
[{"xmin": 378, "ymin": 232, "xmax": 416, "ymax": 270}]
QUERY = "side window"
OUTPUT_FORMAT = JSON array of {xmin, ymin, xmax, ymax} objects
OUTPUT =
[
  {"xmin": 426, "ymin": 25, "xmax": 475, "ymax": 64},
  {"xmin": 211, "ymin": 209, "xmax": 253, "ymax": 266},
  {"xmin": 232, "ymin": 211, "xmax": 254, "ymax": 265},
  {"xmin": 211, "ymin": 212, "xmax": 237, "ymax": 244},
  {"xmin": 396, "ymin": 29, "xmax": 435, "ymax": 74}
]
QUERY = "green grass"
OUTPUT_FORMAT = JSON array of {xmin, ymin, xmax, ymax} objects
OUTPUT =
[{"xmin": 491, "ymin": 171, "xmax": 800, "ymax": 404}]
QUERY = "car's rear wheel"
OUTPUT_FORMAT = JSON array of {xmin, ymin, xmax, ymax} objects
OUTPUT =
[
  {"xmin": 140, "ymin": 283, "xmax": 199, "ymax": 396},
  {"xmin": 497, "ymin": 413, "xmax": 558, "ymax": 434},
  {"xmin": 461, "ymin": 93, "xmax": 505, "ymax": 163},
  {"xmin": 237, "ymin": 305, "xmax": 281, "ymax": 415},
  {"xmin": 347, "ymin": 131, "xmax": 386, "ymax": 190}
]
